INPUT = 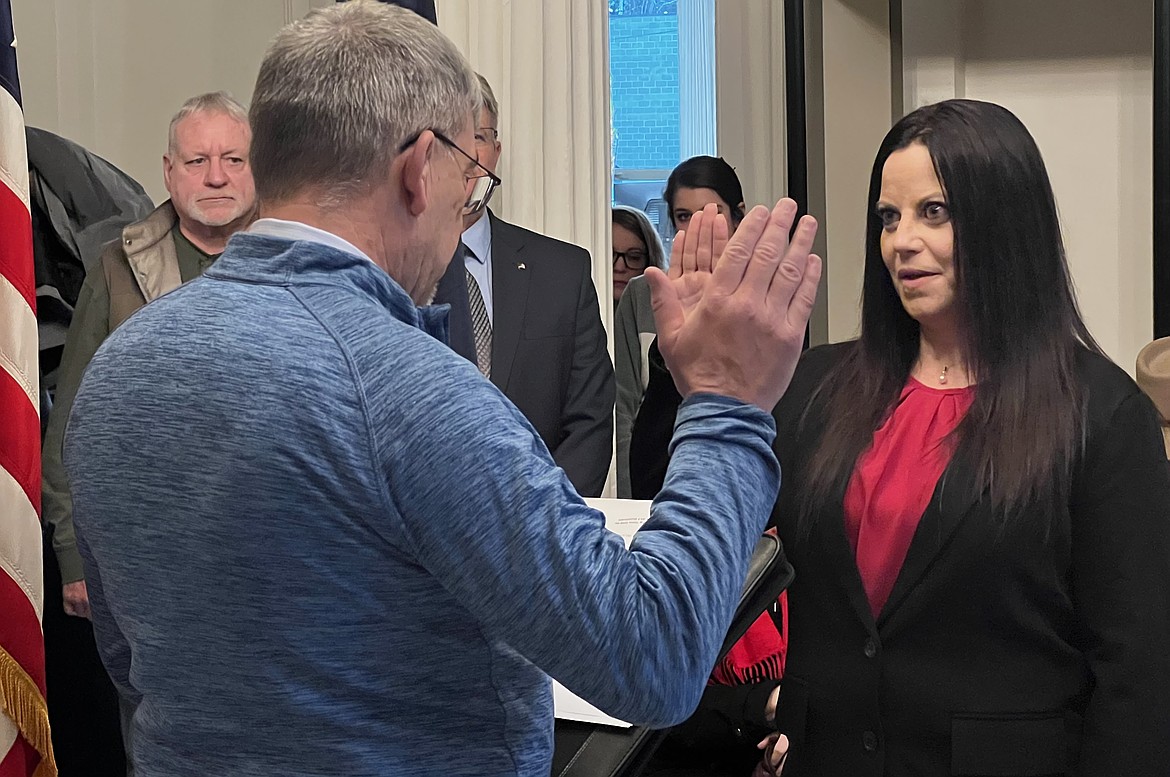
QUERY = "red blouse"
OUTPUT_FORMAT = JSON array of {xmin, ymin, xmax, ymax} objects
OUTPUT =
[{"xmin": 843, "ymin": 377, "xmax": 974, "ymax": 619}]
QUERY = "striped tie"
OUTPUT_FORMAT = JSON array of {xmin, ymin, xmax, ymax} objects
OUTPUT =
[{"xmin": 464, "ymin": 257, "xmax": 492, "ymax": 378}]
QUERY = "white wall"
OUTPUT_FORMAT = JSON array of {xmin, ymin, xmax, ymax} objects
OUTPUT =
[
  {"xmin": 902, "ymin": 0, "xmax": 1154, "ymax": 371},
  {"xmin": 11, "ymin": 0, "xmax": 330, "ymax": 203},
  {"xmin": 715, "ymin": 0, "xmax": 894, "ymax": 345},
  {"xmin": 714, "ymin": 0, "xmax": 787, "ymax": 219},
  {"xmin": 820, "ymin": 0, "xmax": 894, "ymax": 343}
]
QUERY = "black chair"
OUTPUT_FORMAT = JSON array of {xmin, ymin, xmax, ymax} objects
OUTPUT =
[{"xmin": 551, "ymin": 534, "xmax": 795, "ymax": 777}]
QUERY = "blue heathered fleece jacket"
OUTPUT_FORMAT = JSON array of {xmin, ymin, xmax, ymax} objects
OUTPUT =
[{"xmin": 64, "ymin": 231, "xmax": 780, "ymax": 776}]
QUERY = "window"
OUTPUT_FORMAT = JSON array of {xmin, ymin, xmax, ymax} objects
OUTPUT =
[{"xmin": 609, "ymin": 0, "xmax": 715, "ymax": 250}]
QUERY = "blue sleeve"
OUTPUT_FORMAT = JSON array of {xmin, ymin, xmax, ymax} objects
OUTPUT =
[
  {"xmin": 76, "ymin": 526, "xmax": 137, "ymax": 705},
  {"xmin": 371, "ymin": 351, "xmax": 779, "ymax": 727}
]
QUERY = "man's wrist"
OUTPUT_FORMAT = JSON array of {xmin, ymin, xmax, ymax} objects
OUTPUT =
[{"xmin": 56, "ymin": 545, "xmax": 86, "ymax": 584}]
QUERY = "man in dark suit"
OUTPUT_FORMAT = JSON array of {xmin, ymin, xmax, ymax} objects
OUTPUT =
[{"xmin": 435, "ymin": 75, "xmax": 614, "ymax": 496}]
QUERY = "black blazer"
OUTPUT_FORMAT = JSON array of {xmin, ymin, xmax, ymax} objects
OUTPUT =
[
  {"xmin": 435, "ymin": 212, "xmax": 614, "ymax": 496},
  {"xmin": 629, "ymin": 339, "xmax": 680, "ymax": 499},
  {"xmin": 770, "ymin": 342, "xmax": 1170, "ymax": 777}
]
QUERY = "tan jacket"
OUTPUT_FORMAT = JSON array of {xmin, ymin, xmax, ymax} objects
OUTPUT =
[{"xmin": 103, "ymin": 200, "xmax": 183, "ymax": 329}]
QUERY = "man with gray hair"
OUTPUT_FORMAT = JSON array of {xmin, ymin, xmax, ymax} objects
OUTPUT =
[
  {"xmin": 435, "ymin": 73, "xmax": 614, "ymax": 497},
  {"xmin": 43, "ymin": 89, "xmax": 255, "ymax": 621},
  {"xmin": 64, "ymin": 2, "xmax": 821, "ymax": 775}
]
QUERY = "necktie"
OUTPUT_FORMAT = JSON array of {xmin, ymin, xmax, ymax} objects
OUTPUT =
[{"xmin": 463, "ymin": 246, "xmax": 492, "ymax": 378}]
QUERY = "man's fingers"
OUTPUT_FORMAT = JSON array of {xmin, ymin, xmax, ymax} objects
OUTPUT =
[
  {"xmin": 708, "ymin": 204, "xmax": 771, "ymax": 296},
  {"xmin": 740, "ymin": 199, "xmax": 801, "ymax": 294},
  {"xmin": 766, "ymin": 214, "xmax": 819, "ymax": 310},
  {"xmin": 694, "ymin": 204, "xmax": 718, "ymax": 273},
  {"xmin": 680, "ymin": 209, "xmax": 704, "ymax": 274},
  {"xmin": 711, "ymin": 213, "xmax": 729, "ymax": 270},
  {"xmin": 645, "ymin": 267, "xmax": 684, "ymax": 342},
  {"xmin": 783, "ymin": 253, "xmax": 823, "ymax": 330},
  {"xmin": 667, "ymin": 229, "xmax": 685, "ymax": 280}
]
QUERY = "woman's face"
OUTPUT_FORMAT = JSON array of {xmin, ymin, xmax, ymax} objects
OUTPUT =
[
  {"xmin": 671, "ymin": 187, "xmax": 741, "ymax": 234},
  {"xmin": 876, "ymin": 142, "xmax": 957, "ymax": 332},
  {"xmin": 612, "ymin": 223, "xmax": 648, "ymax": 302}
]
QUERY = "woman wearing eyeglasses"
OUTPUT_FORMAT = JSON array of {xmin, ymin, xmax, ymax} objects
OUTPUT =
[{"xmin": 612, "ymin": 206, "xmax": 666, "ymax": 304}]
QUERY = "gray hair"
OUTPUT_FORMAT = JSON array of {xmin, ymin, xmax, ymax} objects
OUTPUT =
[
  {"xmin": 167, "ymin": 91, "xmax": 249, "ymax": 155},
  {"xmin": 250, "ymin": 0, "xmax": 480, "ymax": 207},
  {"xmin": 477, "ymin": 74, "xmax": 499, "ymax": 126}
]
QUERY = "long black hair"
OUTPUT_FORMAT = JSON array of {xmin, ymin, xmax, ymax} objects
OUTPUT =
[
  {"xmin": 664, "ymin": 156, "xmax": 746, "ymax": 230},
  {"xmin": 800, "ymin": 99, "xmax": 1102, "ymax": 530}
]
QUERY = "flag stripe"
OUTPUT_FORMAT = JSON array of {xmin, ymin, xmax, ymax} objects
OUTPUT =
[
  {"xmin": 0, "ymin": 181, "xmax": 33, "ymax": 311},
  {"xmin": 0, "ymin": 371, "xmax": 38, "ymax": 517},
  {"xmin": 0, "ymin": 87, "xmax": 28, "ymax": 213},
  {"xmin": 1, "ymin": 1, "xmax": 52, "ymax": 771},
  {"xmin": 0, "ymin": 723, "xmax": 15, "ymax": 770},
  {"xmin": 0, "ymin": 576, "xmax": 42, "ymax": 694},
  {"xmin": 0, "ymin": 469, "xmax": 40, "ymax": 622},
  {"xmin": 0, "ymin": 735, "xmax": 37, "ymax": 777},
  {"xmin": 0, "ymin": 274, "xmax": 38, "ymax": 412}
]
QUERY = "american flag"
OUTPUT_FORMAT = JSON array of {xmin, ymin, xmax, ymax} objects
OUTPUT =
[{"xmin": 0, "ymin": 1, "xmax": 55, "ymax": 775}]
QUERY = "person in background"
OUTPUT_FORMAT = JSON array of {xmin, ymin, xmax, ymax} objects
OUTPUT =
[
  {"xmin": 433, "ymin": 74, "xmax": 614, "ymax": 497},
  {"xmin": 63, "ymin": 3, "xmax": 823, "ymax": 773},
  {"xmin": 611, "ymin": 205, "xmax": 665, "ymax": 305},
  {"xmin": 43, "ymin": 90, "xmax": 256, "ymax": 621},
  {"xmin": 616, "ymin": 156, "xmax": 746, "ymax": 499},
  {"xmin": 640, "ymin": 98, "xmax": 1170, "ymax": 776},
  {"xmin": 666, "ymin": 155, "xmax": 748, "ymax": 231},
  {"xmin": 612, "ymin": 206, "xmax": 666, "ymax": 498}
]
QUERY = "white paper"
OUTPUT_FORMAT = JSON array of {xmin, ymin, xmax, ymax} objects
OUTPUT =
[
  {"xmin": 586, "ymin": 497, "xmax": 653, "ymax": 547},
  {"xmin": 550, "ymin": 498, "xmax": 654, "ymax": 728}
]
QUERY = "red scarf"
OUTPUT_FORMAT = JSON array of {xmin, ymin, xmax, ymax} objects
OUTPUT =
[{"xmin": 709, "ymin": 591, "xmax": 787, "ymax": 686}]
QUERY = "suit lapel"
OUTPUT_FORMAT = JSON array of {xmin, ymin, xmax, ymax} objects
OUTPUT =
[
  {"xmin": 488, "ymin": 213, "xmax": 530, "ymax": 392},
  {"xmin": 433, "ymin": 245, "xmax": 476, "ymax": 363},
  {"xmin": 877, "ymin": 454, "xmax": 982, "ymax": 634},
  {"xmin": 815, "ymin": 486, "xmax": 882, "ymax": 637}
]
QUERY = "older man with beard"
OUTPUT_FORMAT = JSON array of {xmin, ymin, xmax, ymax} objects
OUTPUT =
[{"xmin": 43, "ymin": 90, "xmax": 257, "ymax": 621}]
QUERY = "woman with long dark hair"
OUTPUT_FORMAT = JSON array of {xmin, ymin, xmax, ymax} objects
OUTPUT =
[
  {"xmin": 767, "ymin": 99, "xmax": 1170, "ymax": 775},
  {"xmin": 616, "ymin": 156, "xmax": 746, "ymax": 499}
]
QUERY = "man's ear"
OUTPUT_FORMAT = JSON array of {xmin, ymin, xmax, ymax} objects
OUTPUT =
[
  {"xmin": 162, "ymin": 154, "xmax": 174, "ymax": 192},
  {"xmin": 401, "ymin": 132, "xmax": 435, "ymax": 218}
]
